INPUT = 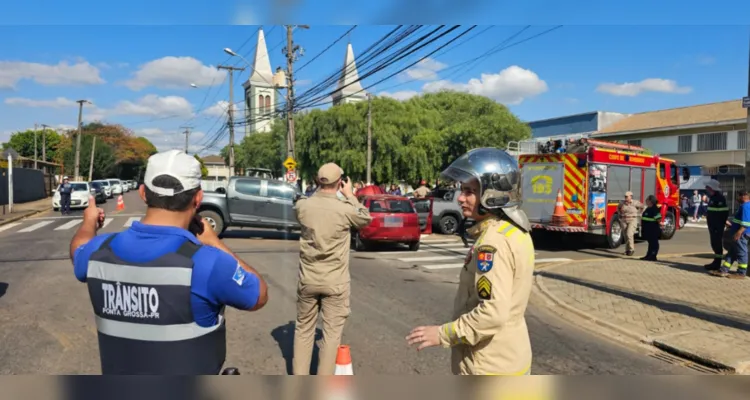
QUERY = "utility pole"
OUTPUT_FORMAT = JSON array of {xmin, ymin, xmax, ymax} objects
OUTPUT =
[
  {"xmin": 284, "ymin": 24, "xmax": 309, "ymax": 161},
  {"xmin": 217, "ymin": 65, "xmax": 245, "ymax": 177},
  {"xmin": 180, "ymin": 126, "xmax": 192, "ymax": 154},
  {"xmin": 88, "ymin": 136, "xmax": 96, "ymax": 181},
  {"xmin": 366, "ymin": 93, "xmax": 373, "ymax": 185},
  {"xmin": 40, "ymin": 124, "xmax": 49, "ymax": 164},
  {"xmin": 75, "ymin": 100, "xmax": 91, "ymax": 179},
  {"xmin": 33, "ymin": 123, "xmax": 38, "ymax": 169}
]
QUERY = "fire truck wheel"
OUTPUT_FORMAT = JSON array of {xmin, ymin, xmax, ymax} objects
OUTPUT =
[
  {"xmin": 660, "ymin": 210, "xmax": 677, "ymax": 240},
  {"xmin": 606, "ymin": 214, "xmax": 624, "ymax": 249}
]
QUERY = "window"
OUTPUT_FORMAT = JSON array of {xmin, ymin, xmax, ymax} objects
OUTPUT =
[
  {"xmin": 60, "ymin": 183, "xmax": 89, "ymax": 192},
  {"xmin": 264, "ymin": 95, "xmax": 271, "ymax": 114},
  {"xmin": 738, "ymin": 130, "xmax": 748, "ymax": 150},
  {"xmin": 678, "ymin": 135, "xmax": 692, "ymax": 153},
  {"xmin": 626, "ymin": 139, "xmax": 642, "ymax": 147},
  {"xmin": 235, "ymin": 179, "xmax": 261, "ymax": 196},
  {"xmin": 258, "ymin": 95, "xmax": 264, "ymax": 113},
  {"xmin": 369, "ymin": 199, "xmax": 415, "ymax": 213},
  {"xmin": 696, "ymin": 132, "xmax": 727, "ymax": 151},
  {"xmin": 267, "ymin": 184, "xmax": 295, "ymax": 200},
  {"xmin": 670, "ymin": 163, "xmax": 679, "ymax": 185},
  {"xmin": 608, "ymin": 166, "xmax": 630, "ymax": 201},
  {"xmin": 630, "ymin": 168, "xmax": 643, "ymax": 201},
  {"xmin": 659, "ymin": 164, "xmax": 666, "ymax": 179}
]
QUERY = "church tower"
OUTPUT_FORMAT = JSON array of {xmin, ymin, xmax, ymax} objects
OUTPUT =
[
  {"xmin": 243, "ymin": 28, "xmax": 277, "ymax": 135},
  {"xmin": 332, "ymin": 43, "xmax": 367, "ymax": 106}
]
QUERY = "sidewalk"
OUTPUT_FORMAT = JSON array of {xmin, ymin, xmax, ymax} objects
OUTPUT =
[
  {"xmin": 535, "ymin": 255, "xmax": 750, "ymax": 374},
  {"xmin": 0, "ymin": 197, "xmax": 52, "ymax": 226}
]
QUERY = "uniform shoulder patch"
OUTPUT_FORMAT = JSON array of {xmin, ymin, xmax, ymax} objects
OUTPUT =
[
  {"xmin": 475, "ymin": 244, "xmax": 496, "ymax": 273},
  {"xmin": 232, "ymin": 263, "xmax": 246, "ymax": 286},
  {"xmin": 477, "ymin": 276, "xmax": 492, "ymax": 300}
]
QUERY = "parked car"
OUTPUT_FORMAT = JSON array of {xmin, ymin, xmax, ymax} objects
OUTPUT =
[
  {"xmin": 107, "ymin": 179, "xmax": 123, "ymax": 196},
  {"xmin": 92, "ymin": 179, "xmax": 113, "ymax": 198},
  {"xmin": 430, "ymin": 187, "xmax": 475, "ymax": 234},
  {"xmin": 352, "ymin": 194, "xmax": 421, "ymax": 251},
  {"xmin": 89, "ymin": 181, "xmax": 108, "ymax": 204},
  {"xmin": 198, "ymin": 176, "xmax": 302, "ymax": 234},
  {"xmin": 53, "ymin": 182, "xmax": 92, "ymax": 211}
]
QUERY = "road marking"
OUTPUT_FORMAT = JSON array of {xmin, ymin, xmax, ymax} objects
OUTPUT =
[
  {"xmin": 423, "ymin": 243, "xmax": 466, "ymax": 249},
  {"xmin": 421, "ymin": 263, "xmax": 465, "ymax": 270},
  {"xmin": 101, "ymin": 218, "xmax": 113, "ymax": 229},
  {"xmin": 0, "ymin": 223, "xmax": 21, "ymax": 232},
  {"xmin": 124, "ymin": 217, "xmax": 141, "ymax": 227},
  {"xmin": 398, "ymin": 255, "xmax": 463, "ymax": 262},
  {"xmin": 29, "ymin": 213, "xmax": 146, "ymax": 220},
  {"xmin": 535, "ymin": 258, "xmax": 572, "ymax": 263},
  {"xmin": 18, "ymin": 220, "xmax": 54, "ymax": 233},
  {"xmin": 684, "ymin": 223, "xmax": 707, "ymax": 229},
  {"xmin": 55, "ymin": 220, "xmax": 82, "ymax": 231}
]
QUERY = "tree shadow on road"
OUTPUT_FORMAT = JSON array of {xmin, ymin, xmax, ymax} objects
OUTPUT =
[
  {"xmin": 271, "ymin": 321, "xmax": 323, "ymax": 375},
  {"xmin": 0, "ymin": 282, "xmax": 7, "ymax": 299}
]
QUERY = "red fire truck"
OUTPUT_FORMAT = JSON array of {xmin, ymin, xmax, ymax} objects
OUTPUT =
[{"xmin": 518, "ymin": 138, "xmax": 690, "ymax": 249}]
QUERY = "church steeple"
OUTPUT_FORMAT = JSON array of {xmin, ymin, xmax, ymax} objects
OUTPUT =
[
  {"xmin": 243, "ymin": 28, "xmax": 277, "ymax": 135},
  {"xmin": 332, "ymin": 42, "xmax": 367, "ymax": 106}
]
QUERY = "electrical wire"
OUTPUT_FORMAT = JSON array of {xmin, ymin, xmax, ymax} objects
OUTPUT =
[{"xmin": 295, "ymin": 25, "xmax": 357, "ymax": 74}]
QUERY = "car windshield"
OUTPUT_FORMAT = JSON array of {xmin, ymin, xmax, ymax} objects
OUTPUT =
[
  {"xmin": 91, "ymin": 182, "xmax": 101, "ymax": 189},
  {"xmin": 60, "ymin": 183, "xmax": 88, "ymax": 192},
  {"xmin": 368, "ymin": 199, "xmax": 415, "ymax": 213},
  {"xmin": 97, "ymin": 181, "xmax": 110, "ymax": 186}
]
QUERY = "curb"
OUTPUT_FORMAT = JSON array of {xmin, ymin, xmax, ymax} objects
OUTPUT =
[
  {"xmin": 0, "ymin": 207, "xmax": 51, "ymax": 226},
  {"xmin": 533, "ymin": 257, "xmax": 742, "ymax": 374}
]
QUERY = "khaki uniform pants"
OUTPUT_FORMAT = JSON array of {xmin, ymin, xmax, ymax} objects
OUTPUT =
[
  {"xmin": 293, "ymin": 282, "xmax": 351, "ymax": 375},
  {"xmin": 624, "ymin": 220, "xmax": 637, "ymax": 252}
]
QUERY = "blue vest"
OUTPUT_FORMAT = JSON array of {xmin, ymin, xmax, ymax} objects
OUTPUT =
[{"xmin": 86, "ymin": 234, "xmax": 226, "ymax": 375}]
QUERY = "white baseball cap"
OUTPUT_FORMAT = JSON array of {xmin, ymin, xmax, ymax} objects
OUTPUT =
[
  {"xmin": 705, "ymin": 179, "xmax": 721, "ymax": 191},
  {"xmin": 144, "ymin": 150, "xmax": 202, "ymax": 196}
]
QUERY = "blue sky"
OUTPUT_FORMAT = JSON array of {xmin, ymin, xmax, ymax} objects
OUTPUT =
[{"xmin": 1, "ymin": 3, "xmax": 749, "ymax": 154}]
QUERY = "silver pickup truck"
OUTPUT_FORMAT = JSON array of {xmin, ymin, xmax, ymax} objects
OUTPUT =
[{"xmin": 198, "ymin": 176, "xmax": 302, "ymax": 234}]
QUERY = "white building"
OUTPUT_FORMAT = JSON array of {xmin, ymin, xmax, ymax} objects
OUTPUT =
[
  {"xmin": 332, "ymin": 43, "xmax": 367, "ymax": 106},
  {"xmin": 202, "ymin": 155, "xmax": 229, "ymax": 181},
  {"xmin": 243, "ymin": 28, "xmax": 280, "ymax": 135}
]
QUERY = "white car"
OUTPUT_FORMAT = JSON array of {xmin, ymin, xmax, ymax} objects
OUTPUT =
[
  {"xmin": 92, "ymin": 179, "xmax": 113, "ymax": 198},
  {"xmin": 53, "ymin": 182, "xmax": 92, "ymax": 211},
  {"xmin": 108, "ymin": 179, "xmax": 123, "ymax": 195}
]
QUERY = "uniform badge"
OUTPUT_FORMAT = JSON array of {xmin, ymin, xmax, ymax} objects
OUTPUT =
[
  {"xmin": 232, "ymin": 263, "xmax": 246, "ymax": 286},
  {"xmin": 477, "ymin": 276, "xmax": 492, "ymax": 300},
  {"xmin": 476, "ymin": 245, "xmax": 496, "ymax": 273}
]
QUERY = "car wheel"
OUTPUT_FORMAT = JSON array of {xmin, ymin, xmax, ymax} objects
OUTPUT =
[
  {"xmin": 199, "ymin": 210, "xmax": 224, "ymax": 234},
  {"xmin": 660, "ymin": 210, "xmax": 677, "ymax": 240},
  {"xmin": 439, "ymin": 215, "xmax": 459, "ymax": 235},
  {"xmin": 408, "ymin": 241, "xmax": 420, "ymax": 251},
  {"xmin": 353, "ymin": 232, "xmax": 368, "ymax": 251},
  {"xmin": 679, "ymin": 213, "xmax": 687, "ymax": 229},
  {"xmin": 606, "ymin": 214, "xmax": 623, "ymax": 249}
]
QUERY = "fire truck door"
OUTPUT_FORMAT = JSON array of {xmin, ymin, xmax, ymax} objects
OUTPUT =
[{"xmin": 521, "ymin": 162, "xmax": 565, "ymax": 223}]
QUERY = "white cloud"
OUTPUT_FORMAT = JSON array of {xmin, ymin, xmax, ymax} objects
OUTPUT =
[
  {"xmin": 122, "ymin": 56, "xmax": 225, "ymax": 91},
  {"xmin": 202, "ymin": 100, "xmax": 238, "ymax": 118},
  {"xmin": 4, "ymin": 97, "xmax": 78, "ymax": 108},
  {"xmin": 0, "ymin": 60, "xmax": 105, "ymax": 89},
  {"xmin": 596, "ymin": 78, "xmax": 692, "ymax": 97},
  {"xmin": 402, "ymin": 57, "xmax": 448, "ymax": 81},
  {"xmin": 422, "ymin": 65, "xmax": 548, "ymax": 105},
  {"xmin": 378, "ymin": 90, "xmax": 420, "ymax": 101},
  {"xmin": 110, "ymin": 94, "xmax": 194, "ymax": 117}
]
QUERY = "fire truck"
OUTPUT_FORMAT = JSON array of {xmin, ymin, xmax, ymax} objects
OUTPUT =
[{"xmin": 517, "ymin": 138, "xmax": 690, "ymax": 249}]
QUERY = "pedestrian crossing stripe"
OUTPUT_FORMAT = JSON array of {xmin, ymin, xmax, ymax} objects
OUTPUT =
[
  {"xmin": 18, "ymin": 220, "xmax": 54, "ymax": 233},
  {"xmin": 0, "ymin": 216, "xmax": 143, "ymax": 233},
  {"xmin": 55, "ymin": 220, "xmax": 82, "ymax": 231}
]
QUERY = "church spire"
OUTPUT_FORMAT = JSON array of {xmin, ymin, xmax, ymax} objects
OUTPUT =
[
  {"xmin": 332, "ymin": 42, "xmax": 367, "ymax": 106},
  {"xmin": 249, "ymin": 28, "xmax": 273, "ymax": 87}
]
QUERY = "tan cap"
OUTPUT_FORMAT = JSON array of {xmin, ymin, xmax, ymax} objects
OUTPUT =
[
  {"xmin": 625, "ymin": 191, "xmax": 633, "ymax": 197},
  {"xmin": 317, "ymin": 163, "xmax": 343, "ymax": 184}
]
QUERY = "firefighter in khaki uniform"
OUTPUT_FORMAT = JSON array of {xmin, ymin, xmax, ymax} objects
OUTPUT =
[
  {"xmin": 293, "ymin": 163, "xmax": 372, "ymax": 375},
  {"xmin": 618, "ymin": 191, "xmax": 644, "ymax": 256},
  {"xmin": 406, "ymin": 148, "xmax": 535, "ymax": 375}
]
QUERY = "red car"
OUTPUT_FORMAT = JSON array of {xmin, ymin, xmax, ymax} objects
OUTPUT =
[{"xmin": 353, "ymin": 194, "xmax": 421, "ymax": 251}]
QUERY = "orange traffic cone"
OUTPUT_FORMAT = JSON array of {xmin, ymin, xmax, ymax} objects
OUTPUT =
[
  {"xmin": 550, "ymin": 189, "xmax": 567, "ymax": 226},
  {"xmin": 116, "ymin": 195, "xmax": 125, "ymax": 211},
  {"xmin": 334, "ymin": 345, "xmax": 353, "ymax": 375}
]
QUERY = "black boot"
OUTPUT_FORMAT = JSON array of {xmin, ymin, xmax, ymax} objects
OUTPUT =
[{"xmin": 704, "ymin": 260, "xmax": 721, "ymax": 271}]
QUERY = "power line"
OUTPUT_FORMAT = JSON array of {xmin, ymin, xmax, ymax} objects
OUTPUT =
[{"xmin": 295, "ymin": 25, "xmax": 357, "ymax": 73}]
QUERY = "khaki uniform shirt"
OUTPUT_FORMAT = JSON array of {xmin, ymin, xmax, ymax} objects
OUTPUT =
[
  {"xmin": 618, "ymin": 200, "xmax": 643, "ymax": 222},
  {"xmin": 294, "ymin": 192, "xmax": 372, "ymax": 286},
  {"xmin": 437, "ymin": 215, "xmax": 535, "ymax": 375},
  {"xmin": 414, "ymin": 186, "xmax": 430, "ymax": 198}
]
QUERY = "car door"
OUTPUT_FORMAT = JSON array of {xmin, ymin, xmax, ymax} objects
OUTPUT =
[
  {"xmin": 228, "ymin": 178, "xmax": 263, "ymax": 222},
  {"xmin": 264, "ymin": 182, "xmax": 299, "ymax": 227}
]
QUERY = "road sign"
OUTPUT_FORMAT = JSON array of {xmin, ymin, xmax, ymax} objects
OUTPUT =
[
  {"xmin": 743, "ymin": 96, "xmax": 750, "ymax": 109},
  {"xmin": 285, "ymin": 169, "xmax": 297, "ymax": 183},
  {"xmin": 283, "ymin": 156, "xmax": 297, "ymax": 170}
]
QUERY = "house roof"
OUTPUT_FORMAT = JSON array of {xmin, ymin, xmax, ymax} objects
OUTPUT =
[
  {"xmin": 202, "ymin": 155, "xmax": 226, "ymax": 164},
  {"xmin": 595, "ymin": 99, "xmax": 746, "ymax": 135}
]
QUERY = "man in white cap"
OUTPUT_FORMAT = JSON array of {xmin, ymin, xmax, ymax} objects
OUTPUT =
[
  {"xmin": 59, "ymin": 176, "xmax": 72, "ymax": 215},
  {"xmin": 69, "ymin": 149, "xmax": 268, "ymax": 375},
  {"xmin": 703, "ymin": 179, "xmax": 729, "ymax": 270},
  {"xmin": 292, "ymin": 162, "xmax": 372, "ymax": 375}
]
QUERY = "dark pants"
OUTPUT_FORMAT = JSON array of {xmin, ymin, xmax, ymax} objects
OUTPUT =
[
  {"xmin": 708, "ymin": 224, "xmax": 724, "ymax": 263},
  {"xmin": 644, "ymin": 227, "xmax": 659, "ymax": 259},
  {"xmin": 60, "ymin": 194, "xmax": 71, "ymax": 214},
  {"xmin": 458, "ymin": 217, "xmax": 469, "ymax": 246}
]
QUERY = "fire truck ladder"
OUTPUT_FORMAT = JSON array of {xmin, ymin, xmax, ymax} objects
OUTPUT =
[{"xmin": 578, "ymin": 138, "xmax": 648, "ymax": 154}]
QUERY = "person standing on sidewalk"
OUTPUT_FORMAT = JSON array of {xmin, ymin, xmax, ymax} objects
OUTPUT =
[
  {"xmin": 640, "ymin": 195, "xmax": 661, "ymax": 261},
  {"xmin": 406, "ymin": 148, "xmax": 536, "ymax": 375},
  {"xmin": 704, "ymin": 180, "xmax": 729, "ymax": 271},
  {"xmin": 414, "ymin": 180, "xmax": 430, "ymax": 198},
  {"xmin": 617, "ymin": 191, "xmax": 644, "ymax": 257},
  {"xmin": 59, "ymin": 176, "xmax": 72, "ymax": 215},
  {"xmin": 711, "ymin": 191, "xmax": 750, "ymax": 279},
  {"xmin": 292, "ymin": 163, "xmax": 372, "ymax": 375}
]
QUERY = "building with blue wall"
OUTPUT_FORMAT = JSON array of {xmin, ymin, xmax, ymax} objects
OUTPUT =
[{"xmin": 528, "ymin": 111, "xmax": 629, "ymax": 139}]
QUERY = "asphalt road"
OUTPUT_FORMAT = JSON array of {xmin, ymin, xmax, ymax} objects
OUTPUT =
[{"xmin": 0, "ymin": 191, "xmax": 709, "ymax": 374}]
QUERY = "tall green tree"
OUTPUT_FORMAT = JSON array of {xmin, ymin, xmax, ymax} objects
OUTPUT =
[
  {"xmin": 2, "ymin": 129, "xmax": 63, "ymax": 162},
  {"xmin": 60, "ymin": 134, "xmax": 117, "ymax": 180}
]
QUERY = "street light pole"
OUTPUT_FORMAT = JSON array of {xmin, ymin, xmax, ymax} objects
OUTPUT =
[
  {"xmin": 180, "ymin": 126, "xmax": 192, "ymax": 154},
  {"xmin": 217, "ymin": 65, "xmax": 245, "ymax": 177},
  {"xmin": 75, "ymin": 100, "xmax": 91, "ymax": 179},
  {"xmin": 40, "ymin": 124, "xmax": 49, "ymax": 164}
]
